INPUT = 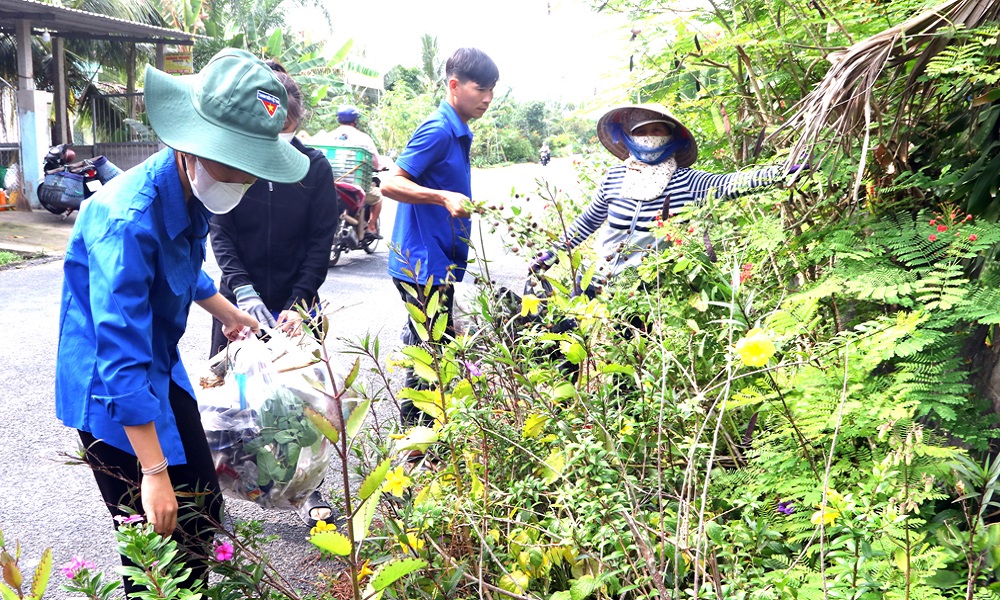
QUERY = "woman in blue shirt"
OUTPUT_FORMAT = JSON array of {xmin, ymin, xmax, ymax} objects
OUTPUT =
[{"xmin": 55, "ymin": 49, "xmax": 308, "ymax": 594}]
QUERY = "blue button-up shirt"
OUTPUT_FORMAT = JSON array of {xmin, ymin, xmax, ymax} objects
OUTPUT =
[
  {"xmin": 55, "ymin": 148, "xmax": 217, "ymax": 465},
  {"xmin": 388, "ymin": 101, "xmax": 473, "ymax": 285}
]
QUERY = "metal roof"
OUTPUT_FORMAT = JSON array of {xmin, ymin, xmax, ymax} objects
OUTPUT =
[{"xmin": 0, "ymin": 0, "xmax": 196, "ymax": 45}]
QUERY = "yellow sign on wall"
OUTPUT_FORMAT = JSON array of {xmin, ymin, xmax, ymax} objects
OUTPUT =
[{"xmin": 164, "ymin": 52, "xmax": 194, "ymax": 75}]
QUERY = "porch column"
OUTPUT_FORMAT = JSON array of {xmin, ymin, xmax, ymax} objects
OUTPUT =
[
  {"xmin": 52, "ymin": 36, "xmax": 70, "ymax": 145},
  {"xmin": 15, "ymin": 20, "xmax": 53, "ymax": 210}
]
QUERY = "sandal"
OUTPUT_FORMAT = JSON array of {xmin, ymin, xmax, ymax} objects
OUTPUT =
[
  {"xmin": 299, "ymin": 490, "xmax": 333, "ymax": 528},
  {"xmin": 402, "ymin": 450, "xmax": 441, "ymax": 474}
]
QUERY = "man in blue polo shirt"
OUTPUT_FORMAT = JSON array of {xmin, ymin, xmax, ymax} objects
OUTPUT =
[{"xmin": 382, "ymin": 47, "xmax": 499, "ymax": 426}]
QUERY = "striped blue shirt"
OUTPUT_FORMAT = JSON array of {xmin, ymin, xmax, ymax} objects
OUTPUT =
[{"xmin": 563, "ymin": 164, "xmax": 785, "ymax": 276}]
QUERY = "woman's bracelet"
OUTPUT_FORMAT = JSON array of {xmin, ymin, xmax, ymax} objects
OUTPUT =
[{"xmin": 141, "ymin": 457, "xmax": 169, "ymax": 476}]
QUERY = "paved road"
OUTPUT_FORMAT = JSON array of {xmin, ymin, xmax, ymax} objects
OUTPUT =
[{"xmin": 0, "ymin": 157, "xmax": 581, "ymax": 597}]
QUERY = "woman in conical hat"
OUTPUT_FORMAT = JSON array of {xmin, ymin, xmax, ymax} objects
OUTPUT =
[{"xmin": 532, "ymin": 103, "xmax": 801, "ymax": 279}]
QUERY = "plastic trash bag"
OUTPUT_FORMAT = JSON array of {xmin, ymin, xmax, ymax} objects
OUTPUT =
[{"xmin": 199, "ymin": 335, "xmax": 339, "ymax": 510}]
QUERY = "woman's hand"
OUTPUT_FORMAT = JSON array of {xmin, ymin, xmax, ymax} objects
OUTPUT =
[
  {"xmin": 221, "ymin": 308, "xmax": 260, "ymax": 341},
  {"xmin": 140, "ymin": 471, "xmax": 178, "ymax": 535},
  {"xmin": 197, "ymin": 292, "xmax": 260, "ymax": 340},
  {"xmin": 275, "ymin": 310, "xmax": 303, "ymax": 336}
]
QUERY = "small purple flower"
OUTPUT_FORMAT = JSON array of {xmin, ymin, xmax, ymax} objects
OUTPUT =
[
  {"xmin": 463, "ymin": 360, "xmax": 483, "ymax": 377},
  {"xmin": 60, "ymin": 556, "xmax": 96, "ymax": 579},
  {"xmin": 114, "ymin": 514, "xmax": 145, "ymax": 525},
  {"xmin": 777, "ymin": 500, "xmax": 795, "ymax": 515}
]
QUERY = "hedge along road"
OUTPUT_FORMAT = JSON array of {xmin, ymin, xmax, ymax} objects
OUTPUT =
[{"xmin": 0, "ymin": 156, "xmax": 584, "ymax": 597}]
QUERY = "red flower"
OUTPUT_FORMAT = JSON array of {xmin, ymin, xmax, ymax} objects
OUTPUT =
[
  {"xmin": 929, "ymin": 219, "xmax": 936, "ymax": 225},
  {"xmin": 937, "ymin": 225, "xmax": 948, "ymax": 232},
  {"xmin": 969, "ymin": 234, "xmax": 978, "ymax": 241},
  {"xmin": 929, "ymin": 234, "xmax": 937, "ymax": 241}
]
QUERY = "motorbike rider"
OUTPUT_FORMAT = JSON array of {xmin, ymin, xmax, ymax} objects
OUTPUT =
[
  {"xmin": 539, "ymin": 142, "xmax": 550, "ymax": 165},
  {"xmin": 329, "ymin": 105, "xmax": 385, "ymax": 241}
]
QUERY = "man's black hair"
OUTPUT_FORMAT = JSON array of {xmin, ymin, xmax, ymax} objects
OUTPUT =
[{"xmin": 445, "ymin": 48, "xmax": 499, "ymax": 87}]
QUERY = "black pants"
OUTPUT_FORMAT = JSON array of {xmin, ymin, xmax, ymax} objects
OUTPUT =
[
  {"xmin": 210, "ymin": 316, "xmax": 229, "ymax": 359},
  {"xmin": 393, "ymin": 277, "xmax": 455, "ymax": 426},
  {"xmin": 80, "ymin": 381, "xmax": 223, "ymax": 597}
]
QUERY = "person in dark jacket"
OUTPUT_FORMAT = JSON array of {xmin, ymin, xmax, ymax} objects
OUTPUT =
[
  {"xmin": 209, "ymin": 64, "xmax": 338, "ymax": 353},
  {"xmin": 208, "ymin": 63, "xmax": 338, "ymax": 526}
]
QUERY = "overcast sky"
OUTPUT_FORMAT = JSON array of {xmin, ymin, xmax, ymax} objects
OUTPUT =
[{"xmin": 290, "ymin": 0, "xmax": 631, "ymax": 103}]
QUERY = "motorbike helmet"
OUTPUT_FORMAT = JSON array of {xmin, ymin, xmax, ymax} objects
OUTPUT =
[{"xmin": 337, "ymin": 105, "xmax": 361, "ymax": 124}]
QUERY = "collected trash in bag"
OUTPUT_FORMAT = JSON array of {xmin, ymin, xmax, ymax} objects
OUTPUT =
[{"xmin": 198, "ymin": 334, "xmax": 342, "ymax": 509}]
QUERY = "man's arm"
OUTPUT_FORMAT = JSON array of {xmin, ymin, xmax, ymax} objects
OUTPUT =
[{"xmin": 381, "ymin": 167, "xmax": 471, "ymax": 218}]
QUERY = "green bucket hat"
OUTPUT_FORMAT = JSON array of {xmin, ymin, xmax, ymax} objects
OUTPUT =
[{"xmin": 145, "ymin": 48, "xmax": 308, "ymax": 184}]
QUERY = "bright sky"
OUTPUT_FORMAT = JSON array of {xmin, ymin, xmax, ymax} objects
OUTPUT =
[{"xmin": 290, "ymin": 0, "xmax": 631, "ymax": 103}]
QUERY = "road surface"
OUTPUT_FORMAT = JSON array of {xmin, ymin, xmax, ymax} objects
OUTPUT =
[{"xmin": 0, "ymin": 157, "xmax": 583, "ymax": 597}]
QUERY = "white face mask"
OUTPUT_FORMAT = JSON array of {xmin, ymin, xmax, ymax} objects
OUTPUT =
[
  {"xmin": 189, "ymin": 158, "xmax": 251, "ymax": 215},
  {"xmin": 278, "ymin": 132, "xmax": 295, "ymax": 143},
  {"xmin": 629, "ymin": 135, "xmax": 671, "ymax": 162},
  {"xmin": 631, "ymin": 135, "xmax": 670, "ymax": 151}
]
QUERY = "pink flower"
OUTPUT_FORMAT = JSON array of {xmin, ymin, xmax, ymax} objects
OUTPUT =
[
  {"xmin": 929, "ymin": 219, "xmax": 936, "ymax": 225},
  {"xmin": 969, "ymin": 234, "xmax": 978, "ymax": 241},
  {"xmin": 966, "ymin": 214, "xmax": 973, "ymax": 221},
  {"xmin": 463, "ymin": 360, "xmax": 483, "ymax": 377},
  {"xmin": 740, "ymin": 263, "xmax": 754, "ymax": 283},
  {"xmin": 113, "ymin": 514, "xmax": 145, "ymax": 525},
  {"xmin": 60, "ymin": 557, "xmax": 96, "ymax": 579},
  {"xmin": 937, "ymin": 225, "xmax": 948, "ymax": 232},
  {"xmin": 213, "ymin": 540, "xmax": 235, "ymax": 562},
  {"xmin": 928, "ymin": 234, "xmax": 937, "ymax": 241}
]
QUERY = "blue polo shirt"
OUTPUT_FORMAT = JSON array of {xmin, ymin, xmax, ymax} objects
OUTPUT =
[
  {"xmin": 55, "ymin": 148, "xmax": 217, "ymax": 465},
  {"xmin": 388, "ymin": 101, "xmax": 473, "ymax": 285}
]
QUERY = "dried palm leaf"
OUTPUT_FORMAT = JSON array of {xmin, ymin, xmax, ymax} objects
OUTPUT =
[{"xmin": 774, "ymin": 0, "xmax": 1000, "ymax": 196}]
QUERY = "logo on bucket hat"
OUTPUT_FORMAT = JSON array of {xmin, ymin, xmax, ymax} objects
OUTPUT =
[{"xmin": 256, "ymin": 90, "xmax": 281, "ymax": 118}]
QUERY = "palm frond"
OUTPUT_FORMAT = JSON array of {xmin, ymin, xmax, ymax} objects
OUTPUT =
[{"xmin": 775, "ymin": 0, "xmax": 1000, "ymax": 195}]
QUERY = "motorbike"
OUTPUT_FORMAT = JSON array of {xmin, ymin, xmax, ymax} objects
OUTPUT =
[
  {"xmin": 36, "ymin": 144, "xmax": 122, "ymax": 217},
  {"xmin": 329, "ymin": 175, "xmax": 381, "ymax": 266},
  {"xmin": 539, "ymin": 149, "xmax": 550, "ymax": 166}
]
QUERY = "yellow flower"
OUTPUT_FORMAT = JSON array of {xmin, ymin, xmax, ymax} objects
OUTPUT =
[
  {"xmin": 309, "ymin": 519, "xmax": 337, "ymax": 537},
  {"xmin": 356, "ymin": 560, "xmax": 374, "ymax": 582},
  {"xmin": 811, "ymin": 507, "xmax": 840, "ymax": 526},
  {"xmin": 397, "ymin": 531, "xmax": 425, "ymax": 554},
  {"xmin": 734, "ymin": 328, "xmax": 776, "ymax": 367},
  {"xmin": 383, "ymin": 466, "xmax": 412, "ymax": 498},
  {"xmin": 521, "ymin": 294, "xmax": 543, "ymax": 317}
]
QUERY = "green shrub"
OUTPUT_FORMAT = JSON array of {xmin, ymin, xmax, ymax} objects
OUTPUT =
[{"xmin": 0, "ymin": 251, "xmax": 20, "ymax": 267}]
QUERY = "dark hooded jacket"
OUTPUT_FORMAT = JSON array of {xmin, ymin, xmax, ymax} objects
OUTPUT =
[{"xmin": 210, "ymin": 137, "xmax": 338, "ymax": 311}]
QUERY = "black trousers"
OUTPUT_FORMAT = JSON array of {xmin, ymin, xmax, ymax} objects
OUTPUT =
[
  {"xmin": 80, "ymin": 381, "xmax": 223, "ymax": 597},
  {"xmin": 393, "ymin": 277, "xmax": 455, "ymax": 426}
]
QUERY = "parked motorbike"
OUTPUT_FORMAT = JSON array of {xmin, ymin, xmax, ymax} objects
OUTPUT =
[
  {"xmin": 329, "ymin": 179, "xmax": 380, "ymax": 266},
  {"xmin": 36, "ymin": 144, "xmax": 122, "ymax": 217}
]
